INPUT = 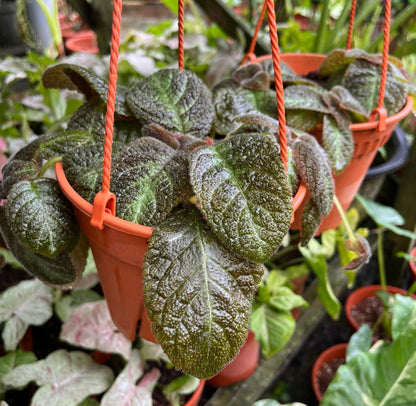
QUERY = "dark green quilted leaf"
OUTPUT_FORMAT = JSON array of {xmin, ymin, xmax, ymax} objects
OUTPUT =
[
  {"xmin": 126, "ymin": 69, "xmax": 214, "ymax": 138},
  {"xmin": 1, "ymin": 160, "xmax": 39, "ymax": 197},
  {"xmin": 286, "ymin": 110, "xmax": 323, "ymax": 131},
  {"xmin": 42, "ymin": 64, "xmax": 130, "ymax": 117},
  {"xmin": 235, "ymin": 114, "xmax": 279, "ymax": 134},
  {"xmin": 300, "ymin": 200, "xmax": 322, "ymax": 246},
  {"xmin": 319, "ymin": 49, "xmax": 355, "ymax": 77},
  {"xmin": 143, "ymin": 205, "xmax": 264, "ymax": 378},
  {"xmin": 286, "ymin": 147, "xmax": 299, "ymax": 196},
  {"xmin": 190, "ymin": 133, "xmax": 292, "ymax": 263},
  {"xmin": 231, "ymin": 63, "xmax": 270, "ymax": 91},
  {"xmin": 62, "ymin": 144, "xmax": 104, "ymax": 203},
  {"xmin": 6, "ymin": 179, "xmax": 79, "ymax": 259},
  {"xmin": 0, "ymin": 207, "xmax": 88, "ymax": 288},
  {"xmin": 38, "ymin": 130, "xmax": 95, "ymax": 160},
  {"xmin": 341, "ymin": 60, "xmax": 409, "ymax": 116},
  {"xmin": 111, "ymin": 137, "xmax": 192, "ymax": 227},
  {"xmin": 236, "ymin": 88, "xmax": 278, "ymax": 118},
  {"xmin": 284, "ymin": 85, "xmax": 329, "ymax": 113},
  {"xmin": 322, "ymin": 113, "xmax": 353, "ymax": 174},
  {"xmin": 213, "ymin": 88, "xmax": 257, "ymax": 136},
  {"xmin": 329, "ymin": 86, "xmax": 368, "ymax": 123},
  {"xmin": 292, "ymin": 133, "xmax": 334, "ymax": 217}
]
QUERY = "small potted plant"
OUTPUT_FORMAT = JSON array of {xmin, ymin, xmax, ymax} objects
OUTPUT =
[{"xmin": 0, "ymin": 60, "xmax": 313, "ymax": 380}]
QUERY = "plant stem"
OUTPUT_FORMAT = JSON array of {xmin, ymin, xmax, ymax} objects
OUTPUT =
[
  {"xmin": 377, "ymin": 229, "xmax": 386, "ymax": 291},
  {"xmin": 269, "ymin": 243, "xmax": 299, "ymax": 262},
  {"xmin": 333, "ymin": 195, "xmax": 357, "ymax": 247},
  {"xmin": 313, "ymin": 0, "xmax": 330, "ymax": 54},
  {"xmin": 37, "ymin": 156, "xmax": 62, "ymax": 178}
]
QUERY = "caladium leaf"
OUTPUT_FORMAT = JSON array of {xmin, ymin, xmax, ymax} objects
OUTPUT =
[
  {"xmin": 38, "ymin": 130, "xmax": 95, "ymax": 161},
  {"xmin": 55, "ymin": 289, "xmax": 102, "ymax": 322},
  {"xmin": 126, "ymin": 69, "xmax": 214, "ymax": 138},
  {"xmin": 60, "ymin": 301, "xmax": 131, "ymax": 360},
  {"xmin": 284, "ymin": 85, "xmax": 328, "ymax": 113},
  {"xmin": 0, "ymin": 279, "xmax": 53, "ymax": 351},
  {"xmin": 300, "ymin": 200, "xmax": 322, "ymax": 246},
  {"xmin": 0, "ymin": 350, "xmax": 37, "ymax": 392},
  {"xmin": 346, "ymin": 325, "xmax": 372, "ymax": 362},
  {"xmin": 0, "ymin": 207, "xmax": 88, "ymax": 288},
  {"xmin": 42, "ymin": 63, "xmax": 130, "ymax": 117},
  {"xmin": 269, "ymin": 287, "xmax": 308, "ymax": 312},
  {"xmin": 343, "ymin": 233, "xmax": 371, "ymax": 270},
  {"xmin": 143, "ymin": 205, "xmax": 264, "ymax": 378},
  {"xmin": 341, "ymin": 59, "xmax": 409, "ymax": 116},
  {"xmin": 292, "ymin": 133, "xmax": 334, "ymax": 217},
  {"xmin": 322, "ymin": 112, "xmax": 353, "ymax": 174},
  {"xmin": 231, "ymin": 63, "xmax": 270, "ymax": 91},
  {"xmin": 111, "ymin": 137, "xmax": 192, "ymax": 227},
  {"xmin": 1, "ymin": 160, "xmax": 39, "ymax": 197},
  {"xmin": 6, "ymin": 178, "xmax": 79, "ymax": 258},
  {"xmin": 101, "ymin": 349, "xmax": 159, "ymax": 406},
  {"xmin": 190, "ymin": 132, "xmax": 292, "ymax": 263},
  {"xmin": 2, "ymin": 349, "xmax": 114, "ymax": 406},
  {"xmin": 62, "ymin": 144, "xmax": 104, "ymax": 203},
  {"xmin": 251, "ymin": 304, "xmax": 295, "ymax": 358},
  {"xmin": 213, "ymin": 88, "xmax": 257, "ymax": 136}
]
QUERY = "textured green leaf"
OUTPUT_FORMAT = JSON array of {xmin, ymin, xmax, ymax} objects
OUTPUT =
[
  {"xmin": 322, "ymin": 113, "xmax": 353, "ymax": 174},
  {"xmin": 0, "ymin": 207, "xmax": 88, "ymax": 288},
  {"xmin": 286, "ymin": 110, "xmax": 323, "ymax": 131},
  {"xmin": 101, "ymin": 349, "xmax": 159, "ymax": 406},
  {"xmin": 190, "ymin": 133, "xmax": 292, "ymax": 263},
  {"xmin": 346, "ymin": 325, "xmax": 372, "ymax": 362},
  {"xmin": 143, "ymin": 205, "xmax": 264, "ymax": 378},
  {"xmin": 251, "ymin": 304, "xmax": 295, "ymax": 358},
  {"xmin": 341, "ymin": 59, "xmax": 409, "ymax": 116},
  {"xmin": 1, "ymin": 160, "xmax": 39, "ymax": 197},
  {"xmin": 2, "ymin": 350, "xmax": 114, "ymax": 406},
  {"xmin": 38, "ymin": 130, "xmax": 95, "ymax": 161},
  {"xmin": 299, "ymin": 242, "xmax": 341, "ymax": 319},
  {"xmin": 292, "ymin": 133, "xmax": 334, "ymax": 216},
  {"xmin": 111, "ymin": 137, "xmax": 192, "ymax": 227},
  {"xmin": 42, "ymin": 63, "xmax": 130, "ymax": 117},
  {"xmin": 6, "ymin": 179, "xmax": 79, "ymax": 258},
  {"xmin": 213, "ymin": 88, "xmax": 257, "ymax": 136},
  {"xmin": 321, "ymin": 323, "xmax": 416, "ymax": 405},
  {"xmin": 62, "ymin": 144, "xmax": 104, "ymax": 203},
  {"xmin": 126, "ymin": 69, "xmax": 214, "ymax": 138},
  {"xmin": 60, "ymin": 301, "xmax": 131, "ymax": 360},
  {"xmin": 300, "ymin": 200, "xmax": 322, "ymax": 246},
  {"xmin": 284, "ymin": 85, "xmax": 328, "ymax": 113},
  {"xmin": 232, "ymin": 63, "xmax": 270, "ymax": 91},
  {"xmin": 329, "ymin": 86, "xmax": 369, "ymax": 122},
  {"xmin": 319, "ymin": 49, "xmax": 355, "ymax": 76},
  {"xmin": 236, "ymin": 88, "xmax": 279, "ymax": 118},
  {"xmin": 286, "ymin": 146, "xmax": 299, "ymax": 195}
]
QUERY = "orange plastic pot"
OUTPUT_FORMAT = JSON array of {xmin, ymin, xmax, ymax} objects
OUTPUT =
[
  {"xmin": 207, "ymin": 330, "xmax": 260, "ymax": 387},
  {"xmin": 410, "ymin": 246, "xmax": 416, "ymax": 280},
  {"xmin": 65, "ymin": 30, "xmax": 99, "ymax": 54},
  {"xmin": 185, "ymin": 380, "xmax": 206, "ymax": 406},
  {"xmin": 345, "ymin": 284, "xmax": 415, "ymax": 332},
  {"xmin": 254, "ymin": 54, "xmax": 413, "ymax": 232},
  {"xmin": 55, "ymin": 162, "xmax": 153, "ymax": 341},
  {"xmin": 312, "ymin": 343, "xmax": 347, "ymax": 401}
]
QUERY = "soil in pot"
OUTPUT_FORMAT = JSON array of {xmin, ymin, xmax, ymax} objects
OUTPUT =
[
  {"xmin": 350, "ymin": 296, "xmax": 386, "ymax": 340},
  {"xmin": 316, "ymin": 356, "xmax": 346, "ymax": 396}
]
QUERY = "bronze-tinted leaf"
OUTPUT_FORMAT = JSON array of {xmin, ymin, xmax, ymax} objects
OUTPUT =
[
  {"xmin": 143, "ymin": 205, "xmax": 264, "ymax": 378},
  {"xmin": 343, "ymin": 233, "xmax": 371, "ymax": 270},
  {"xmin": 284, "ymin": 85, "xmax": 329, "ymax": 113},
  {"xmin": 1, "ymin": 160, "xmax": 39, "ymax": 197},
  {"xmin": 232, "ymin": 63, "xmax": 270, "ymax": 91},
  {"xmin": 300, "ymin": 200, "xmax": 322, "ymax": 246}
]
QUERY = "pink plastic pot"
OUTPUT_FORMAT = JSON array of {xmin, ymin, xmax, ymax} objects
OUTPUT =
[
  {"xmin": 410, "ymin": 246, "xmax": 416, "ymax": 280},
  {"xmin": 65, "ymin": 30, "xmax": 99, "ymax": 54}
]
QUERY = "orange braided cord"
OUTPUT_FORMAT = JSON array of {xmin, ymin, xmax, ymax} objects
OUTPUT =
[
  {"xmin": 178, "ymin": 0, "xmax": 184, "ymax": 70},
  {"xmin": 266, "ymin": 0, "xmax": 287, "ymax": 170},
  {"xmin": 102, "ymin": 0, "xmax": 122, "ymax": 194},
  {"xmin": 378, "ymin": 0, "xmax": 391, "ymax": 109},
  {"xmin": 242, "ymin": 0, "xmax": 267, "ymax": 64},
  {"xmin": 346, "ymin": 0, "xmax": 357, "ymax": 50}
]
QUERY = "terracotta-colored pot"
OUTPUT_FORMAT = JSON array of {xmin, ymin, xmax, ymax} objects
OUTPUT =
[
  {"xmin": 410, "ymin": 246, "xmax": 416, "ymax": 280},
  {"xmin": 345, "ymin": 284, "xmax": 415, "ymax": 332},
  {"xmin": 55, "ymin": 162, "xmax": 153, "ymax": 341},
  {"xmin": 312, "ymin": 343, "xmax": 347, "ymax": 401},
  {"xmin": 254, "ymin": 54, "xmax": 413, "ymax": 233},
  {"xmin": 207, "ymin": 330, "xmax": 260, "ymax": 387},
  {"xmin": 65, "ymin": 30, "xmax": 99, "ymax": 54},
  {"xmin": 185, "ymin": 380, "xmax": 206, "ymax": 406}
]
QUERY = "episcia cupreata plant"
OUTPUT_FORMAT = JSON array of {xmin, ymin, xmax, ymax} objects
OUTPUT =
[{"xmin": 0, "ymin": 61, "xmax": 333, "ymax": 378}]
